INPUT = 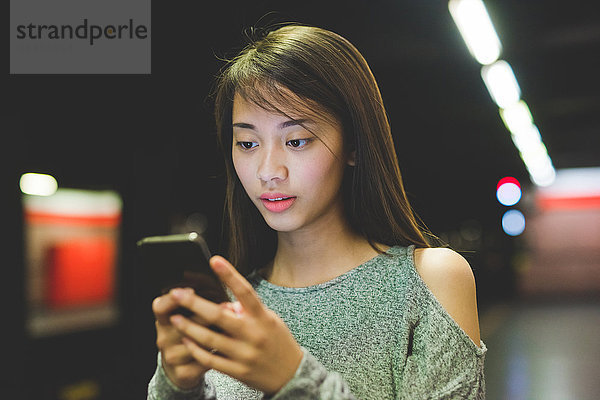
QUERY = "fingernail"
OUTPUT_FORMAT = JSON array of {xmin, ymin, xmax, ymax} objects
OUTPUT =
[{"xmin": 171, "ymin": 288, "xmax": 185, "ymax": 299}]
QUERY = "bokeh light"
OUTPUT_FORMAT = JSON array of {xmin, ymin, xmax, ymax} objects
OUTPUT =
[
  {"xmin": 20, "ymin": 172, "xmax": 58, "ymax": 196},
  {"xmin": 497, "ymin": 177, "xmax": 522, "ymax": 206},
  {"xmin": 502, "ymin": 209, "xmax": 526, "ymax": 236}
]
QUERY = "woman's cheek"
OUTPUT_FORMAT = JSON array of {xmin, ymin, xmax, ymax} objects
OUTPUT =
[
  {"xmin": 233, "ymin": 157, "xmax": 254, "ymax": 192},
  {"xmin": 301, "ymin": 155, "xmax": 343, "ymax": 192}
]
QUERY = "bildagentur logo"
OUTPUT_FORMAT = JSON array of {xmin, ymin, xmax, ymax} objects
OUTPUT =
[
  {"xmin": 10, "ymin": 0, "xmax": 151, "ymax": 74},
  {"xmin": 15, "ymin": 18, "xmax": 149, "ymax": 46}
]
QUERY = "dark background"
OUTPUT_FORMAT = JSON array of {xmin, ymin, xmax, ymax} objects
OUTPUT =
[{"xmin": 5, "ymin": 0, "xmax": 599, "ymax": 398}]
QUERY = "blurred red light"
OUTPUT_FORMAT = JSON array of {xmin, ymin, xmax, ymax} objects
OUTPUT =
[
  {"xmin": 45, "ymin": 238, "xmax": 116, "ymax": 309},
  {"xmin": 536, "ymin": 195, "xmax": 600, "ymax": 211},
  {"xmin": 497, "ymin": 176, "xmax": 521, "ymax": 190}
]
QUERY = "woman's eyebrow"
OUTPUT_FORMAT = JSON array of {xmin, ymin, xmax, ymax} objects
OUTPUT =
[
  {"xmin": 232, "ymin": 119, "xmax": 314, "ymax": 130},
  {"xmin": 232, "ymin": 122, "xmax": 255, "ymax": 130}
]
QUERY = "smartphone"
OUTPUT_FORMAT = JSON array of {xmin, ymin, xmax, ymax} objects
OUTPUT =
[{"xmin": 136, "ymin": 232, "xmax": 230, "ymax": 317}]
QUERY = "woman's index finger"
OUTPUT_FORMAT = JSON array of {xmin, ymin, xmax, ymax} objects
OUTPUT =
[{"xmin": 210, "ymin": 255, "xmax": 264, "ymax": 316}]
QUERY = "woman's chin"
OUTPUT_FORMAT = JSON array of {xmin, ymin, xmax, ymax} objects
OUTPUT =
[{"xmin": 261, "ymin": 214, "xmax": 302, "ymax": 233}]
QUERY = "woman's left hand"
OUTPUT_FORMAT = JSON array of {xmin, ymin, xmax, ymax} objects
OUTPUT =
[{"xmin": 168, "ymin": 255, "xmax": 303, "ymax": 396}]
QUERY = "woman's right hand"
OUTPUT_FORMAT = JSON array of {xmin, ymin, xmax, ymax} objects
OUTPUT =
[{"xmin": 152, "ymin": 289, "xmax": 209, "ymax": 390}]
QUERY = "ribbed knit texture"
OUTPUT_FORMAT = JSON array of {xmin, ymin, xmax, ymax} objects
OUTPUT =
[{"xmin": 148, "ymin": 245, "xmax": 486, "ymax": 399}]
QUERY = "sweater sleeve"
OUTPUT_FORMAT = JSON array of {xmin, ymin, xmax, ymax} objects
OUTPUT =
[
  {"xmin": 267, "ymin": 347, "xmax": 358, "ymax": 400},
  {"xmin": 147, "ymin": 352, "xmax": 216, "ymax": 400},
  {"xmin": 396, "ymin": 295, "xmax": 487, "ymax": 400},
  {"xmin": 147, "ymin": 348, "xmax": 358, "ymax": 400}
]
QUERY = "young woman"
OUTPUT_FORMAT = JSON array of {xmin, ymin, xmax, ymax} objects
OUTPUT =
[{"xmin": 148, "ymin": 24, "xmax": 486, "ymax": 399}]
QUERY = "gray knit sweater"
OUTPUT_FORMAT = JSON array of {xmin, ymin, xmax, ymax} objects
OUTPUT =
[{"xmin": 148, "ymin": 245, "xmax": 487, "ymax": 399}]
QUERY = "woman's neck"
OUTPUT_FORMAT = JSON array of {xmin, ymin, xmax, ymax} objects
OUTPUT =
[{"xmin": 260, "ymin": 222, "xmax": 389, "ymax": 288}]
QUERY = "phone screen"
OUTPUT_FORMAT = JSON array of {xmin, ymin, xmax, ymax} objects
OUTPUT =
[{"xmin": 136, "ymin": 232, "xmax": 230, "ymax": 312}]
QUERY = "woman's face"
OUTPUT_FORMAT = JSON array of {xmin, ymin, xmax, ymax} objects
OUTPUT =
[{"xmin": 232, "ymin": 92, "xmax": 354, "ymax": 234}]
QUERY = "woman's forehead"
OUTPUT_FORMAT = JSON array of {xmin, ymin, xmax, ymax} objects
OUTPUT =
[{"xmin": 232, "ymin": 90, "xmax": 339, "ymax": 128}]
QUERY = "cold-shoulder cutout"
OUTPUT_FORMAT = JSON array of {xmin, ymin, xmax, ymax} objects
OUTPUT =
[{"xmin": 412, "ymin": 247, "xmax": 481, "ymax": 347}]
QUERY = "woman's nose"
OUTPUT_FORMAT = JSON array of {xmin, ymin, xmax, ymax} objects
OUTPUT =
[{"xmin": 256, "ymin": 146, "xmax": 288, "ymax": 183}]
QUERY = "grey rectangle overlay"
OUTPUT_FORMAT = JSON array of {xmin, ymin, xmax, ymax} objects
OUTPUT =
[{"xmin": 10, "ymin": 0, "xmax": 151, "ymax": 74}]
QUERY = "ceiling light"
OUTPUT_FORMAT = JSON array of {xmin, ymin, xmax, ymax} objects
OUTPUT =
[
  {"xmin": 481, "ymin": 60, "xmax": 521, "ymax": 108},
  {"xmin": 499, "ymin": 100, "xmax": 534, "ymax": 135},
  {"xmin": 449, "ymin": 0, "xmax": 502, "ymax": 65}
]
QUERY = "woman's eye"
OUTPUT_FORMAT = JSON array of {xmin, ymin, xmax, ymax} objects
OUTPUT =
[
  {"xmin": 287, "ymin": 139, "xmax": 310, "ymax": 148},
  {"xmin": 237, "ymin": 141, "xmax": 257, "ymax": 150}
]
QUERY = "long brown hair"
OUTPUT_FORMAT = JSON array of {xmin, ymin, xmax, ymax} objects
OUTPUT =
[{"xmin": 212, "ymin": 24, "xmax": 439, "ymax": 275}]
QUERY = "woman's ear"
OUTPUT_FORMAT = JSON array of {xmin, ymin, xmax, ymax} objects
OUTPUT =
[{"xmin": 346, "ymin": 150, "xmax": 356, "ymax": 166}]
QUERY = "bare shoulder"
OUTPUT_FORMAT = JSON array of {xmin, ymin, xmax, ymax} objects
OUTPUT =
[
  {"xmin": 413, "ymin": 247, "xmax": 476, "ymax": 291},
  {"xmin": 413, "ymin": 247, "xmax": 481, "ymax": 347}
]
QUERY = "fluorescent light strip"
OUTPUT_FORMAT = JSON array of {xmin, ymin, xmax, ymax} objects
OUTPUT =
[
  {"xmin": 499, "ymin": 100, "xmax": 533, "ymax": 135},
  {"xmin": 449, "ymin": 0, "xmax": 556, "ymax": 186},
  {"xmin": 481, "ymin": 60, "xmax": 521, "ymax": 109},
  {"xmin": 448, "ymin": 0, "xmax": 502, "ymax": 65},
  {"xmin": 528, "ymin": 161, "xmax": 556, "ymax": 187},
  {"xmin": 510, "ymin": 125, "xmax": 542, "ymax": 154},
  {"xmin": 499, "ymin": 102, "xmax": 556, "ymax": 186}
]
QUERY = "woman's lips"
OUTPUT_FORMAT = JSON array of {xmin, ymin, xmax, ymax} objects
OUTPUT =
[{"xmin": 260, "ymin": 196, "xmax": 296, "ymax": 213}]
